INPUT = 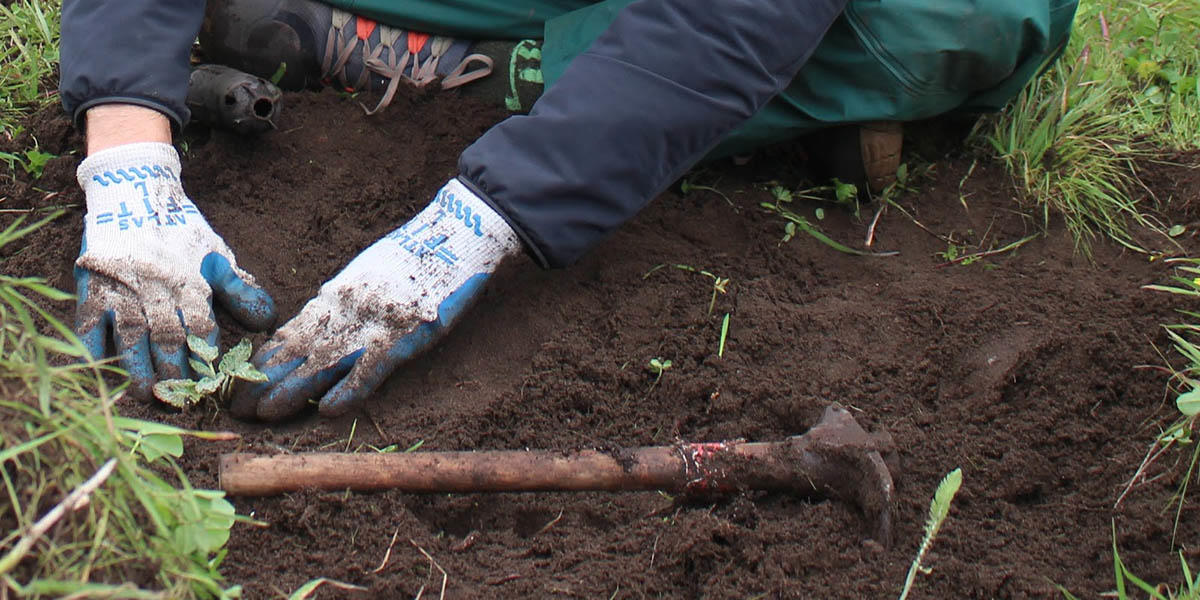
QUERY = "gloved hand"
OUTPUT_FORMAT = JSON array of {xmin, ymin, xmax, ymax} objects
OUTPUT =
[
  {"xmin": 231, "ymin": 178, "xmax": 521, "ymax": 421},
  {"xmin": 75, "ymin": 142, "xmax": 276, "ymax": 400}
]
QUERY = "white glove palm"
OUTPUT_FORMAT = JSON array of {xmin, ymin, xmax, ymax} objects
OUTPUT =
[
  {"xmin": 232, "ymin": 178, "xmax": 520, "ymax": 420},
  {"xmin": 75, "ymin": 143, "xmax": 276, "ymax": 400}
]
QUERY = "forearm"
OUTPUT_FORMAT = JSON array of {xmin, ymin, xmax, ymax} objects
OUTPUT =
[
  {"xmin": 461, "ymin": 0, "xmax": 848, "ymax": 268},
  {"xmin": 60, "ymin": 0, "xmax": 205, "ymax": 131}
]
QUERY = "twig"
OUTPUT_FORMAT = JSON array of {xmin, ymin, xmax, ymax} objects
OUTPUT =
[
  {"xmin": 865, "ymin": 201, "xmax": 888, "ymax": 248},
  {"xmin": 649, "ymin": 534, "xmax": 661, "ymax": 569},
  {"xmin": 534, "ymin": 509, "xmax": 564, "ymax": 536},
  {"xmin": 489, "ymin": 574, "xmax": 522, "ymax": 585},
  {"xmin": 372, "ymin": 527, "xmax": 402, "ymax": 573},
  {"xmin": 0, "ymin": 458, "xmax": 117, "ymax": 576},
  {"xmin": 410, "ymin": 539, "xmax": 448, "ymax": 600}
]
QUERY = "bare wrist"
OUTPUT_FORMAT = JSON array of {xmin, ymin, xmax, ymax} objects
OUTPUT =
[{"xmin": 84, "ymin": 104, "xmax": 172, "ymax": 155}]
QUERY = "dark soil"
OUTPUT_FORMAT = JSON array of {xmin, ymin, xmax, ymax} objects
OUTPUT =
[{"xmin": 5, "ymin": 88, "xmax": 1200, "ymax": 599}]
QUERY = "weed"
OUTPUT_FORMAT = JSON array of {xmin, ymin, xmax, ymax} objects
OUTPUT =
[
  {"xmin": 761, "ymin": 185, "xmax": 899, "ymax": 257},
  {"xmin": 1058, "ymin": 524, "xmax": 1200, "ymax": 600},
  {"xmin": 0, "ymin": 213, "xmax": 244, "ymax": 598},
  {"xmin": 153, "ymin": 336, "xmax": 268, "ymax": 408},
  {"xmin": 898, "ymin": 468, "xmax": 963, "ymax": 600},
  {"xmin": 679, "ymin": 178, "xmax": 734, "ymax": 208},
  {"xmin": 644, "ymin": 263, "xmax": 730, "ymax": 315},
  {"xmin": 0, "ymin": 147, "xmax": 54, "ymax": 178},
  {"xmin": 0, "ymin": 0, "xmax": 59, "ymax": 138},
  {"xmin": 973, "ymin": 0, "xmax": 1200, "ymax": 251},
  {"xmin": 718, "ymin": 313, "xmax": 730, "ymax": 358},
  {"xmin": 646, "ymin": 357, "xmax": 672, "ymax": 395},
  {"xmin": 1130, "ymin": 259, "xmax": 1200, "ymax": 543}
]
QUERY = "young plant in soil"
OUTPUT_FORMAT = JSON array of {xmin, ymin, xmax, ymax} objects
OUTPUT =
[
  {"xmin": 153, "ymin": 336, "xmax": 267, "ymax": 408},
  {"xmin": 643, "ymin": 263, "xmax": 730, "ymax": 315},
  {"xmin": 898, "ymin": 467, "xmax": 963, "ymax": 600},
  {"xmin": 646, "ymin": 357, "xmax": 672, "ymax": 396},
  {"xmin": 763, "ymin": 184, "xmax": 898, "ymax": 257}
]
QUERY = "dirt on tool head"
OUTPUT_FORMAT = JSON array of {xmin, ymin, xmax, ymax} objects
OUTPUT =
[{"xmin": 4, "ymin": 86, "xmax": 1200, "ymax": 598}]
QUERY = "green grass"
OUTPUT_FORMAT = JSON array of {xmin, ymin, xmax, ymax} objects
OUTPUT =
[
  {"xmin": 0, "ymin": 0, "xmax": 60, "ymax": 138},
  {"xmin": 0, "ymin": 215, "xmax": 246, "ymax": 599},
  {"xmin": 974, "ymin": 0, "xmax": 1200, "ymax": 252}
]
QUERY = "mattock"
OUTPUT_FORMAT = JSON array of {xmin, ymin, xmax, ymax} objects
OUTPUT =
[{"xmin": 220, "ymin": 404, "xmax": 897, "ymax": 545}]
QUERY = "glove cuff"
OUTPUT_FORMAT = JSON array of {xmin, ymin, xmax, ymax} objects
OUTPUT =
[{"xmin": 77, "ymin": 142, "xmax": 183, "ymax": 200}]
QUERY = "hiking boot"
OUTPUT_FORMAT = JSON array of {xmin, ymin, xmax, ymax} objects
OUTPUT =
[
  {"xmin": 199, "ymin": 0, "xmax": 494, "ymax": 113},
  {"xmin": 803, "ymin": 121, "xmax": 903, "ymax": 194}
]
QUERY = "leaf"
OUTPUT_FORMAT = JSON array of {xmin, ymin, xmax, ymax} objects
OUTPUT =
[
  {"xmin": 1169, "ymin": 224, "xmax": 1186, "ymax": 237},
  {"xmin": 269, "ymin": 61, "xmax": 287, "ymax": 85},
  {"xmin": 928, "ymin": 468, "xmax": 963, "ymax": 532},
  {"xmin": 218, "ymin": 338, "xmax": 254, "ymax": 375},
  {"xmin": 187, "ymin": 334, "xmax": 219, "ymax": 363},
  {"xmin": 154, "ymin": 379, "xmax": 200, "ymax": 408},
  {"xmin": 196, "ymin": 376, "xmax": 223, "ymax": 396},
  {"xmin": 1177, "ymin": 388, "xmax": 1200, "ymax": 416},
  {"xmin": 190, "ymin": 358, "xmax": 216, "ymax": 379},
  {"xmin": 138, "ymin": 432, "xmax": 184, "ymax": 463},
  {"xmin": 814, "ymin": 207, "xmax": 826, "ymax": 221},
  {"xmin": 769, "ymin": 185, "xmax": 791, "ymax": 203},
  {"xmin": 288, "ymin": 578, "xmax": 368, "ymax": 600},
  {"xmin": 229, "ymin": 363, "xmax": 268, "ymax": 383}
]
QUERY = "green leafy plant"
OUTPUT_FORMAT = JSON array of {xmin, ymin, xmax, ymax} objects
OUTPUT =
[
  {"xmin": 0, "ymin": 213, "xmax": 245, "ymax": 598},
  {"xmin": 762, "ymin": 185, "xmax": 898, "ymax": 257},
  {"xmin": 679, "ymin": 178, "xmax": 734, "ymax": 208},
  {"xmin": 646, "ymin": 357, "xmax": 673, "ymax": 395},
  {"xmin": 898, "ymin": 467, "xmax": 963, "ymax": 600},
  {"xmin": 153, "ymin": 335, "xmax": 267, "ymax": 408},
  {"xmin": 1128, "ymin": 259, "xmax": 1200, "ymax": 543}
]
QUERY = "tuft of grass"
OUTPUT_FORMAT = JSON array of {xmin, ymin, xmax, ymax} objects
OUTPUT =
[
  {"xmin": 0, "ymin": 213, "xmax": 245, "ymax": 599},
  {"xmin": 1058, "ymin": 524, "xmax": 1200, "ymax": 599},
  {"xmin": 1135, "ymin": 259, "xmax": 1200, "ymax": 545},
  {"xmin": 0, "ymin": 0, "xmax": 60, "ymax": 138},
  {"xmin": 974, "ymin": 0, "xmax": 1200, "ymax": 253}
]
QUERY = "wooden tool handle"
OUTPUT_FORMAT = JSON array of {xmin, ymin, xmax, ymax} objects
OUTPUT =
[{"xmin": 219, "ymin": 441, "xmax": 788, "ymax": 497}]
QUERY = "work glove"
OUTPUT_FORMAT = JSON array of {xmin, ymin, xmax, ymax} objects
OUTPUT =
[
  {"xmin": 231, "ymin": 178, "xmax": 521, "ymax": 421},
  {"xmin": 75, "ymin": 142, "xmax": 276, "ymax": 400}
]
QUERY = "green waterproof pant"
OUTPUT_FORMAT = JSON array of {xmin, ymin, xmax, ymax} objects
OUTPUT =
[{"xmin": 326, "ymin": 0, "xmax": 1078, "ymax": 156}]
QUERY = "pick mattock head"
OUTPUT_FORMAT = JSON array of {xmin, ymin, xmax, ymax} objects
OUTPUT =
[
  {"xmin": 788, "ymin": 404, "xmax": 896, "ymax": 546},
  {"xmin": 702, "ymin": 404, "xmax": 896, "ymax": 546}
]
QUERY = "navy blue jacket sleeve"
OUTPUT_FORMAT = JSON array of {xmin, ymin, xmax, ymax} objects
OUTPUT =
[{"xmin": 59, "ymin": 0, "xmax": 205, "ymax": 130}]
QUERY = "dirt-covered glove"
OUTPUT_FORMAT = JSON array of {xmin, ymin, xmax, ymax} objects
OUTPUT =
[
  {"xmin": 231, "ymin": 178, "xmax": 521, "ymax": 421},
  {"xmin": 75, "ymin": 142, "xmax": 277, "ymax": 400}
]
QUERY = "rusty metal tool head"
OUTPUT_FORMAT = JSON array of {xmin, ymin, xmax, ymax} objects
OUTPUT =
[{"xmin": 220, "ymin": 403, "xmax": 897, "ymax": 545}]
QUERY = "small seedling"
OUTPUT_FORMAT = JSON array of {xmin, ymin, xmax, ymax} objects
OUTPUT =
[
  {"xmin": 898, "ymin": 467, "xmax": 963, "ymax": 600},
  {"xmin": 153, "ymin": 335, "xmax": 267, "ymax": 408},
  {"xmin": 718, "ymin": 313, "xmax": 731, "ymax": 358},
  {"xmin": 644, "ymin": 263, "xmax": 730, "ymax": 314},
  {"xmin": 646, "ymin": 357, "xmax": 673, "ymax": 395},
  {"xmin": 680, "ymin": 178, "xmax": 735, "ymax": 208}
]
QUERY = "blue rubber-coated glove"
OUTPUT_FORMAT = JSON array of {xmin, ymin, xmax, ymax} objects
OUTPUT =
[
  {"xmin": 75, "ymin": 142, "xmax": 276, "ymax": 400},
  {"xmin": 231, "ymin": 178, "xmax": 521, "ymax": 421}
]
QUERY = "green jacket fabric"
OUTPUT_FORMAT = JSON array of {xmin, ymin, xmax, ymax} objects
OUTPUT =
[{"xmin": 328, "ymin": 0, "xmax": 1078, "ymax": 155}]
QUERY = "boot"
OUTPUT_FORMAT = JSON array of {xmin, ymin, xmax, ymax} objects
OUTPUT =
[
  {"xmin": 803, "ymin": 121, "xmax": 903, "ymax": 195},
  {"xmin": 199, "ymin": 0, "xmax": 494, "ymax": 113}
]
